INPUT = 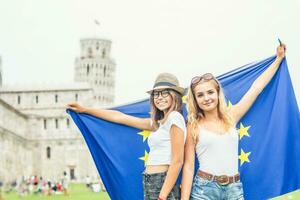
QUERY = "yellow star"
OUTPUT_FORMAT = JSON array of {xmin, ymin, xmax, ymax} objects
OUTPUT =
[
  {"xmin": 227, "ymin": 101, "xmax": 233, "ymax": 109},
  {"xmin": 182, "ymin": 95, "xmax": 187, "ymax": 104},
  {"xmin": 238, "ymin": 149, "xmax": 251, "ymax": 166},
  {"xmin": 138, "ymin": 130, "xmax": 151, "ymax": 142},
  {"xmin": 139, "ymin": 150, "xmax": 149, "ymax": 166},
  {"xmin": 238, "ymin": 122, "xmax": 251, "ymax": 140}
]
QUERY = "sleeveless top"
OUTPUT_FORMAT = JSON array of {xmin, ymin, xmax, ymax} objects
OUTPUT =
[{"xmin": 195, "ymin": 125, "xmax": 239, "ymax": 176}]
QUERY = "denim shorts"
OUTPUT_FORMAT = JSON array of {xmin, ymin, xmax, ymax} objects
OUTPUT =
[
  {"xmin": 142, "ymin": 172, "xmax": 180, "ymax": 200},
  {"xmin": 190, "ymin": 175, "xmax": 244, "ymax": 200}
]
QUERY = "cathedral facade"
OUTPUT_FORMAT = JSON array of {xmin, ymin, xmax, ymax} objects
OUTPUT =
[{"xmin": 0, "ymin": 37, "xmax": 116, "ymax": 183}]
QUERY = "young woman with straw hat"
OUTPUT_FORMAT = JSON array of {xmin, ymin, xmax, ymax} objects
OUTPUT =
[{"xmin": 68, "ymin": 73, "xmax": 187, "ymax": 200}]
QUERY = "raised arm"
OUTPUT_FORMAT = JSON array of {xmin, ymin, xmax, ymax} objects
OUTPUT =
[
  {"xmin": 230, "ymin": 44, "xmax": 286, "ymax": 122},
  {"xmin": 67, "ymin": 102, "xmax": 153, "ymax": 131},
  {"xmin": 181, "ymin": 124, "xmax": 196, "ymax": 200}
]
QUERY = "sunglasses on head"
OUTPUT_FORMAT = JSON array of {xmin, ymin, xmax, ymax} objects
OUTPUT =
[{"xmin": 190, "ymin": 73, "xmax": 218, "ymax": 87}]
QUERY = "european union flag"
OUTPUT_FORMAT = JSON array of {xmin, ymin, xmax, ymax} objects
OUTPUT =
[{"xmin": 67, "ymin": 56, "xmax": 300, "ymax": 200}]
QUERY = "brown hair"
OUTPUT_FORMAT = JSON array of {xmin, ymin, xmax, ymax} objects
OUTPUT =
[{"xmin": 150, "ymin": 89, "xmax": 183, "ymax": 129}]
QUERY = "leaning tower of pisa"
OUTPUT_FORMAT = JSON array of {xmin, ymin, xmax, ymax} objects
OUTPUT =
[{"xmin": 74, "ymin": 38, "xmax": 116, "ymax": 106}]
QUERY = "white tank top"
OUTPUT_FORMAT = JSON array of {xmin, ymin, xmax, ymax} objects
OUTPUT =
[
  {"xmin": 147, "ymin": 111, "xmax": 187, "ymax": 166},
  {"xmin": 195, "ymin": 125, "xmax": 239, "ymax": 176}
]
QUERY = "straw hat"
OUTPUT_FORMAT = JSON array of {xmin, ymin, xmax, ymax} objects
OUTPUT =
[{"xmin": 146, "ymin": 73, "xmax": 185, "ymax": 95}]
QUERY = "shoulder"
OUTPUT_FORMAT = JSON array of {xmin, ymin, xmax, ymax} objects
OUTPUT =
[
  {"xmin": 167, "ymin": 111, "xmax": 186, "ymax": 132},
  {"xmin": 168, "ymin": 111, "xmax": 185, "ymax": 121}
]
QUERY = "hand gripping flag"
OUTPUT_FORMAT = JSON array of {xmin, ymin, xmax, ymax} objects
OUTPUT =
[{"xmin": 67, "ymin": 56, "xmax": 300, "ymax": 200}]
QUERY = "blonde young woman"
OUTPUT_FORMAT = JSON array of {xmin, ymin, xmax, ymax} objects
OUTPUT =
[
  {"xmin": 68, "ymin": 73, "xmax": 186, "ymax": 200},
  {"xmin": 180, "ymin": 44, "xmax": 286, "ymax": 200}
]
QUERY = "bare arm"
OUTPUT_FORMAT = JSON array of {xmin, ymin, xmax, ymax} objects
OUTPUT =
[
  {"xmin": 67, "ymin": 102, "xmax": 153, "ymax": 131},
  {"xmin": 230, "ymin": 44, "xmax": 286, "ymax": 122},
  {"xmin": 181, "ymin": 124, "xmax": 196, "ymax": 200},
  {"xmin": 159, "ymin": 125, "xmax": 185, "ymax": 199}
]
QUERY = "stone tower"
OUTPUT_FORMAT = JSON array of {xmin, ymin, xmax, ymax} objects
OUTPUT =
[{"xmin": 74, "ymin": 38, "xmax": 116, "ymax": 106}]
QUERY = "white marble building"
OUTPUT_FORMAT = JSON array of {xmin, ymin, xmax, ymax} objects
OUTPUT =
[{"xmin": 0, "ymin": 37, "xmax": 116, "ymax": 183}]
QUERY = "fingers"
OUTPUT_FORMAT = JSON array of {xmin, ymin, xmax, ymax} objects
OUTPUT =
[
  {"xmin": 276, "ymin": 44, "xmax": 286, "ymax": 59},
  {"xmin": 66, "ymin": 103, "xmax": 85, "ymax": 113},
  {"xmin": 67, "ymin": 102, "xmax": 77, "ymax": 107},
  {"xmin": 66, "ymin": 103, "xmax": 79, "ymax": 111},
  {"xmin": 279, "ymin": 43, "xmax": 286, "ymax": 49},
  {"xmin": 66, "ymin": 105, "xmax": 76, "ymax": 111},
  {"xmin": 277, "ymin": 44, "xmax": 286, "ymax": 53},
  {"xmin": 278, "ymin": 43, "xmax": 286, "ymax": 50}
]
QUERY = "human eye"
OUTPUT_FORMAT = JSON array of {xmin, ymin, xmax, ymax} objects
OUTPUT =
[
  {"xmin": 197, "ymin": 93, "xmax": 203, "ymax": 98},
  {"xmin": 152, "ymin": 92, "xmax": 159, "ymax": 98},
  {"xmin": 208, "ymin": 90, "xmax": 215, "ymax": 95},
  {"xmin": 162, "ymin": 90, "xmax": 169, "ymax": 95}
]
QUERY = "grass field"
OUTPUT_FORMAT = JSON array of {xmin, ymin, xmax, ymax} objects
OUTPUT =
[
  {"xmin": 270, "ymin": 189, "xmax": 300, "ymax": 200},
  {"xmin": 1, "ymin": 184, "xmax": 110, "ymax": 200},
  {"xmin": 2, "ymin": 185, "xmax": 299, "ymax": 200}
]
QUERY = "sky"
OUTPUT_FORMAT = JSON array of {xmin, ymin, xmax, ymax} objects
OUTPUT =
[{"xmin": 0, "ymin": 0, "xmax": 299, "ymax": 105}]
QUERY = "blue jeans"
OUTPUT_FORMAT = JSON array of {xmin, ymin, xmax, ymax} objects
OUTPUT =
[{"xmin": 190, "ymin": 175, "xmax": 244, "ymax": 200}]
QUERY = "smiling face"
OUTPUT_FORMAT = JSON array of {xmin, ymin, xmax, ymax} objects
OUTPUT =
[
  {"xmin": 193, "ymin": 80, "xmax": 219, "ymax": 112},
  {"xmin": 152, "ymin": 89, "xmax": 173, "ymax": 112}
]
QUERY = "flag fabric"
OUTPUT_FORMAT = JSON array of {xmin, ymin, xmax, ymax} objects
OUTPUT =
[{"xmin": 67, "ymin": 56, "xmax": 300, "ymax": 200}]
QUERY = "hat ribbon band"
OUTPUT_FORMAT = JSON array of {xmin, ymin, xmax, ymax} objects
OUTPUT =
[{"xmin": 153, "ymin": 82, "xmax": 176, "ymax": 88}]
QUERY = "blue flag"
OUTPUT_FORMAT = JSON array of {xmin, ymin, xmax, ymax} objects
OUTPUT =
[{"xmin": 67, "ymin": 56, "xmax": 300, "ymax": 200}]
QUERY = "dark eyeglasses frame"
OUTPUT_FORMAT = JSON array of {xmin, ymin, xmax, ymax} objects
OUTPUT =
[{"xmin": 151, "ymin": 89, "xmax": 171, "ymax": 99}]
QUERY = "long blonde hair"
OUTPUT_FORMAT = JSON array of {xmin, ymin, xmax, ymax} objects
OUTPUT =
[
  {"xmin": 187, "ymin": 79, "xmax": 234, "ymax": 142},
  {"xmin": 150, "ymin": 89, "xmax": 183, "ymax": 130}
]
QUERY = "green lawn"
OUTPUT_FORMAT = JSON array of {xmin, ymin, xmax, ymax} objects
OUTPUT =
[
  {"xmin": 270, "ymin": 189, "xmax": 300, "ymax": 200},
  {"xmin": 1, "ymin": 184, "xmax": 110, "ymax": 200},
  {"xmin": 2, "ymin": 184, "xmax": 299, "ymax": 200}
]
